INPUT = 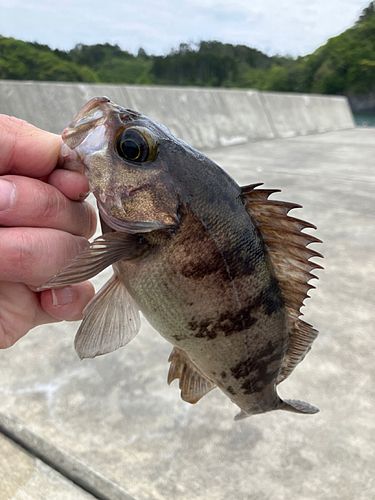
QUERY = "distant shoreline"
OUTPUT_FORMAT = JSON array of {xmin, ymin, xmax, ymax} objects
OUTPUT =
[{"xmin": 353, "ymin": 113, "xmax": 375, "ymax": 127}]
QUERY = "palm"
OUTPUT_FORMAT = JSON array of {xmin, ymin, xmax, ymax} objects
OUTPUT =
[{"xmin": 0, "ymin": 282, "xmax": 50, "ymax": 348}]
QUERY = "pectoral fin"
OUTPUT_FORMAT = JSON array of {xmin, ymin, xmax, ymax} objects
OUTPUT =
[
  {"xmin": 74, "ymin": 273, "xmax": 141, "ymax": 359},
  {"xmin": 168, "ymin": 347, "xmax": 216, "ymax": 404},
  {"xmin": 38, "ymin": 232, "xmax": 147, "ymax": 289}
]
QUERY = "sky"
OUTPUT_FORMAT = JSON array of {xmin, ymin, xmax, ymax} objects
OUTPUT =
[{"xmin": 0, "ymin": 0, "xmax": 371, "ymax": 57}]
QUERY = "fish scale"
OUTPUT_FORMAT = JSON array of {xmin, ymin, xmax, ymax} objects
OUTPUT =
[{"xmin": 40, "ymin": 96, "xmax": 322, "ymax": 419}]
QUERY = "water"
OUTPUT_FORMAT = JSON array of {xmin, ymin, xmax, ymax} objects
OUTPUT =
[{"xmin": 353, "ymin": 113, "xmax": 375, "ymax": 127}]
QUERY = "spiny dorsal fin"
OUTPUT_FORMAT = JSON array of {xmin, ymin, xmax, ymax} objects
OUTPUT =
[
  {"xmin": 168, "ymin": 347, "xmax": 216, "ymax": 404},
  {"xmin": 240, "ymin": 183, "xmax": 323, "ymax": 383}
]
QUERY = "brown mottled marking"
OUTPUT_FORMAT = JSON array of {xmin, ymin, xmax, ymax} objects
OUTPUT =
[
  {"xmin": 231, "ymin": 340, "xmax": 284, "ymax": 381},
  {"xmin": 188, "ymin": 305, "xmax": 258, "ymax": 340},
  {"xmin": 240, "ymin": 367, "xmax": 280, "ymax": 394}
]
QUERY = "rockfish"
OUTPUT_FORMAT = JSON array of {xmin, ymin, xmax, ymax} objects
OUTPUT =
[{"xmin": 40, "ymin": 97, "xmax": 323, "ymax": 419}]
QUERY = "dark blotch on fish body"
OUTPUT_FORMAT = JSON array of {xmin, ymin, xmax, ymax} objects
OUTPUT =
[{"xmin": 230, "ymin": 341, "xmax": 285, "ymax": 393}]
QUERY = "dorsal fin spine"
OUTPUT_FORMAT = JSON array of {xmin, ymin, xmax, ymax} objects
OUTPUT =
[
  {"xmin": 265, "ymin": 238, "xmax": 323, "ymax": 259},
  {"xmin": 258, "ymin": 223, "xmax": 322, "ymax": 244}
]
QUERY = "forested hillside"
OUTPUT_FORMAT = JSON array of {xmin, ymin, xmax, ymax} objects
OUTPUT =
[
  {"xmin": 1, "ymin": 1, "xmax": 374, "ymax": 97},
  {"xmin": 285, "ymin": 1, "xmax": 375, "ymax": 95}
]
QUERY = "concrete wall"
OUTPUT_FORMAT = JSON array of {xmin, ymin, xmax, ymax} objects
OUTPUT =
[
  {"xmin": 0, "ymin": 80, "xmax": 355, "ymax": 149},
  {"xmin": 260, "ymin": 92, "xmax": 355, "ymax": 138}
]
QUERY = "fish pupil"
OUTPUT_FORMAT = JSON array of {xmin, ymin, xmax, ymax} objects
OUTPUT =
[{"xmin": 122, "ymin": 139, "xmax": 141, "ymax": 160}]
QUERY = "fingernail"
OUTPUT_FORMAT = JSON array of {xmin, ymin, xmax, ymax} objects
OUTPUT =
[
  {"xmin": 0, "ymin": 179, "xmax": 16, "ymax": 211},
  {"xmin": 78, "ymin": 190, "xmax": 90, "ymax": 201},
  {"xmin": 51, "ymin": 287, "xmax": 74, "ymax": 306}
]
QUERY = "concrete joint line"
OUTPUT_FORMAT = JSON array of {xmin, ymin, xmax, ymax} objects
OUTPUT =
[
  {"xmin": 258, "ymin": 92, "xmax": 279, "ymax": 138},
  {"xmin": 0, "ymin": 413, "xmax": 137, "ymax": 500}
]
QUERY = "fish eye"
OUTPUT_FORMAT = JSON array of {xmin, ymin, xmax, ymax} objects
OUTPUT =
[{"xmin": 116, "ymin": 127, "xmax": 157, "ymax": 163}]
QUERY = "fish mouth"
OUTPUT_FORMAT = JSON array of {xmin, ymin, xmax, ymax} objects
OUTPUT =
[{"xmin": 62, "ymin": 97, "xmax": 110, "ymax": 149}]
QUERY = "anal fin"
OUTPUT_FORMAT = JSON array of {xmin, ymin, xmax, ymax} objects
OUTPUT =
[
  {"xmin": 74, "ymin": 272, "xmax": 141, "ymax": 359},
  {"xmin": 168, "ymin": 347, "xmax": 216, "ymax": 404}
]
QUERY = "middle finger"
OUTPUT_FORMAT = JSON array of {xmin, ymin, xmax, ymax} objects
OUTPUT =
[{"xmin": 0, "ymin": 175, "xmax": 97, "ymax": 238}]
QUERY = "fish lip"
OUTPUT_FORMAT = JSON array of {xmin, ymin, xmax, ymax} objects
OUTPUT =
[{"xmin": 62, "ymin": 97, "xmax": 119, "ymax": 150}]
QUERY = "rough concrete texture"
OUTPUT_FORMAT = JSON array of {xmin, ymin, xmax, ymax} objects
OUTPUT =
[
  {"xmin": 0, "ymin": 433, "xmax": 96, "ymax": 500},
  {"xmin": 0, "ymin": 81, "xmax": 353, "ymax": 150},
  {"xmin": 123, "ymin": 86, "xmax": 275, "ymax": 149},
  {"xmin": 0, "ymin": 126, "xmax": 374, "ymax": 499},
  {"xmin": 260, "ymin": 91, "xmax": 355, "ymax": 138}
]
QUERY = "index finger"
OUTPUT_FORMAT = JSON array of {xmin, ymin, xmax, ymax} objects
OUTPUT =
[{"xmin": 0, "ymin": 115, "xmax": 61, "ymax": 177}]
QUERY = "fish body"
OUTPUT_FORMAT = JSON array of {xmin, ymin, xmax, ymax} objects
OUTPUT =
[{"xmin": 42, "ymin": 97, "xmax": 322, "ymax": 419}]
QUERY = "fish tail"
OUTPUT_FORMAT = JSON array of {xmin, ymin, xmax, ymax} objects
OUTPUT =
[
  {"xmin": 278, "ymin": 398, "xmax": 319, "ymax": 414},
  {"xmin": 234, "ymin": 398, "xmax": 319, "ymax": 420}
]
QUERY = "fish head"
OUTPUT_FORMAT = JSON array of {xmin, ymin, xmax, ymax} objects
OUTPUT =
[{"xmin": 61, "ymin": 96, "xmax": 180, "ymax": 233}]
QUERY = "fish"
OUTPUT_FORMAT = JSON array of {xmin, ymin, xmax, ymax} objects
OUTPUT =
[{"xmin": 40, "ymin": 96, "xmax": 323, "ymax": 419}]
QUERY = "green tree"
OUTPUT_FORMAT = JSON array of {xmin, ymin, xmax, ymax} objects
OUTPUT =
[{"xmin": 0, "ymin": 36, "xmax": 98, "ymax": 82}]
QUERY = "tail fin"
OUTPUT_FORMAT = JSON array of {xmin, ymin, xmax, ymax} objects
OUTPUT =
[
  {"xmin": 233, "ymin": 397, "xmax": 319, "ymax": 420},
  {"xmin": 279, "ymin": 398, "xmax": 319, "ymax": 414}
]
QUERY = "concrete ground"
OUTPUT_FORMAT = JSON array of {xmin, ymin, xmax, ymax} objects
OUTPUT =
[{"xmin": 1, "ymin": 128, "xmax": 374, "ymax": 500}]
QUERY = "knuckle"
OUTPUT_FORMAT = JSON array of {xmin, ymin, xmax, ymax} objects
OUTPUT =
[
  {"xmin": 73, "ymin": 201, "xmax": 97, "ymax": 238},
  {"xmin": 1, "ymin": 229, "xmax": 36, "ymax": 280},
  {"xmin": 0, "ymin": 116, "xmax": 30, "ymax": 170},
  {"xmin": 35, "ymin": 183, "xmax": 96, "ymax": 238},
  {"xmin": 36, "ymin": 183, "xmax": 63, "ymax": 222}
]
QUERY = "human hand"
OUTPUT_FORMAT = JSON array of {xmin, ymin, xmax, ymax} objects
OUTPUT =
[{"xmin": 0, "ymin": 115, "xmax": 97, "ymax": 349}]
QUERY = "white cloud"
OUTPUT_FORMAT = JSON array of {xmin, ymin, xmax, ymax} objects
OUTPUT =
[{"xmin": 0, "ymin": 0, "xmax": 370, "ymax": 56}]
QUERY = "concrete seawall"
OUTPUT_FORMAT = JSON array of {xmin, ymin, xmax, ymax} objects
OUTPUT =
[{"xmin": 0, "ymin": 81, "xmax": 355, "ymax": 149}]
